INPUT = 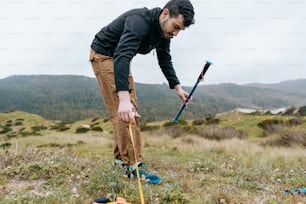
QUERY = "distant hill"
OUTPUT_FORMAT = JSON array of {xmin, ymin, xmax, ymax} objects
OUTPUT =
[{"xmin": 0, "ymin": 75, "xmax": 305, "ymax": 122}]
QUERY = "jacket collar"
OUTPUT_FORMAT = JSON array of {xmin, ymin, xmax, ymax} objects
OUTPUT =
[{"xmin": 150, "ymin": 7, "xmax": 164, "ymax": 39}]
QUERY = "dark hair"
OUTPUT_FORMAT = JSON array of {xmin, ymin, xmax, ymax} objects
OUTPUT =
[{"xmin": 163, "ymin": 0, "xmax": 195, "ymax": 27}]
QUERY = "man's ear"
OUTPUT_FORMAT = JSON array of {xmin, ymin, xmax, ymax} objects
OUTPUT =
[{"xmin": 161, "ymin": 8, "xmax": 170, "ymax": 18}]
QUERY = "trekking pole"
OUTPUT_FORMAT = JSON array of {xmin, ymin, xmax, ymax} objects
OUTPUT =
[
  {"xmin": 128, "ymin": 122, "xmax": 145, "ymax": 204},
  {"xmin": 173, "ymin": 61, "xmax": 212, "ymax": 123}
]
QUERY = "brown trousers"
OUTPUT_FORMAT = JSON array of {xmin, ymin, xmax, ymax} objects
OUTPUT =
[{"xmin": 90, "ymin": 49, "xmax": 142, "ymax": 165}]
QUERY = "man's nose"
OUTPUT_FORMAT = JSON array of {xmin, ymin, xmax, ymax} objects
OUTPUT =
[{"xmin": 173, "ymin": 30, "xmax": 180, "ymax": 36}]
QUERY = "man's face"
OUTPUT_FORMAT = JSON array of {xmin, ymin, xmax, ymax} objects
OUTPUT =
[{"xmin": 160, "ymin": 9, "xmax": 185, "ymax": 39}]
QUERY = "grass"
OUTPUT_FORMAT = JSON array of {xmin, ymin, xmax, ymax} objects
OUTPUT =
[{"xmin": 0, "ymin": 111, "xmax": 306, "ymax": 203}]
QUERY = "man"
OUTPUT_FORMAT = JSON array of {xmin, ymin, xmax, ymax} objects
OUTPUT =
[{"xmin": 90, "ymin": 0, "xmax": 195, "ymax": 184}]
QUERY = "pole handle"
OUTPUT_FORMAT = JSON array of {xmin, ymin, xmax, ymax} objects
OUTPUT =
[{"xmin": 172, "ymin": 61, "xmax": 213, "ymax": 123}]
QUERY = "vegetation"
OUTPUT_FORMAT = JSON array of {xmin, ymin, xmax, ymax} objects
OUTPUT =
[
  {"xmin": 1, "ymin": 111, "xmax": 306, "ymax": 203},
  {"xmin": 1, "ymin": 75, "xmax": 306, "ymax": 122}
]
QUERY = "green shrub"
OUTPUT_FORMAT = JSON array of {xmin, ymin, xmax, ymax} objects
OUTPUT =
[
  {"xmin": 0, "ymin": 127, "xmax": 12, "ymax": 134},
  {"xmin": 163, "ymin": 119, "xmax": 187, "ymax": 127},
  {"xmin": 91, "ymin": 126, "xmax": 103, "ymax": 132},
  {"xmin": 49, "ymin": 122, "xmax": 70, "ymax": 131},
  {"xmin": 0, "ymin": 142, "xmax": 12, "ymax": 149},
  {"xmin": 285, "ymin": 118, "xmax": 302, "ymax": 126},
  {"xmin": 14, "ymin": 121, "xmax": 23, "ymax": 126},
  {"xmin": 258, "ymin": 119, "xmax": 283, "ymax": 129},
  {"xmin": 205, "ymin": 116, "xmax": 220, "ymax": 125},
  {"xmin": 31, "ymin": 125, "xmax": 48, "ymax": 132},
  {"xmin": 140, "ymin": 124, "xmax": 160, "ymax": 132},
  {"xmin": 75, "ymin": 126, "xmax": 90, "ymax": 134},
  {"xmin": 91, "ymin": 117, "xmax": 100, "ymax": 123},
  {"xmin": 192, "ymin": 119, "xmax": 205, "ymax": 126},
  {"xmin": 283, "ymin": 107, "xmax": 296, "ymax": 115},
  {"xmin": 297, "ymin": 106, "xmax": 306, "ymax": 116},
  {"xmin": 163, "ymin": 121, "xmax": 175, "ymax": 127}
]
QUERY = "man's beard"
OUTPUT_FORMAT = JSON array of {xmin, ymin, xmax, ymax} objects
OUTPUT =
[{"xmin": 161, "ymin": 19, "xmax": 173, "ymax": 39}]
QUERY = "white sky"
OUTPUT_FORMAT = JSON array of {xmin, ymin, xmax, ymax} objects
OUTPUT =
[{"xmin": 0, "ymin": 0, "xmax": 305, "ymax": 86}]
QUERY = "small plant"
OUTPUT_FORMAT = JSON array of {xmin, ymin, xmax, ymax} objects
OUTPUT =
[
  {"xmin": 192, "ymin": 119, "xmax": 204, "ymax": 126},
  {"xmin": 91, "ymin": 126, "xmax": 103, "ymax": 132},
  {"xmin": 140, "ymin": 123, "xmax": 160, "ymax": 132},
  {"xmin": 0, "ymin": 126, "xmax": 12, "ymax": 134},
  {"xmin": 49, "ymin": 122, "xmax": 70, "ymax": 131},
  {"xmin": 283, "ymin": 107, "xmax": 296, "ymax": 115},
  {"xmin": 285, "ymin": 118, "xmax": 302, "ymax": 126},
  {"xmin": 199, "ymin": 125, "xmax": 246, "ymax": 140},
  {"xmin": 14, "ymin": 121, "xmax": 23, "ymax": 126},
  {"xmin": 263, "ymin": 129, "xmax": 306, "ymax": 147},
  {"xmin": 205, "ymin": 116, "xmax": 220, "ymax": 125},
  {"xmin": 163, "ymin": 121, "xmax": 175, "ymax": 127},
  {"xmin": 297, "ymin": 106, "xmax": 306, "ymax": 116},
  {"xmin": 0, "ymin": 142, "xmax": 12, "ymax": 149},
  {"xmin": 258, "ymin": 118, "xmax": 284, "ymax": 134},
  {"xmin": 91, "ymin": 117, "xmax": 100, "ymax": 123},
  {"xmin": 164, "ymin": 125, "xmax": 196, "ymax": 138},
  {"xmin": 163, "ymin": 119, "xmax": 187, "ymax": 127},
  {"xmin": 31, "ymin": 125, "xmax": 48, "ymax": 132},
  {"xmin": 75, "ymin": 125, "xmax": 90, "ymax": 133}
]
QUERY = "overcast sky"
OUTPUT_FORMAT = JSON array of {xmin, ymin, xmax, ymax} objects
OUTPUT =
[{"xmin": 1, "ymin": 0, "xmax": 305, "ymax": 86}]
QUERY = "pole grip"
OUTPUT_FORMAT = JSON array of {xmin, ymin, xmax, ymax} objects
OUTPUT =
[{"xmin": 172, "ymin": 61, "xmax": 212, "ymax": 123}]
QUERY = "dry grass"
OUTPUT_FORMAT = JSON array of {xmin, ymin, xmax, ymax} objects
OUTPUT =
[{"xmin": 1, "ymin": 112, "xmax": 306, "ymax": 203}]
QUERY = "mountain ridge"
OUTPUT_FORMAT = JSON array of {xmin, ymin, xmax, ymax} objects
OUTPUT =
[{"xmin": 1, "ymin": 75, "xmax": 305, "ymax": 122}]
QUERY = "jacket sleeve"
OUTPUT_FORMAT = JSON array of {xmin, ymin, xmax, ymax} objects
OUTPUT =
[
  {"xmin": 113, "ymin": 16, "xmax": 150, "ymax": 92},
  {"xmin": 156, "ymin": 39, "xmax": 180, "ymax": 89}
]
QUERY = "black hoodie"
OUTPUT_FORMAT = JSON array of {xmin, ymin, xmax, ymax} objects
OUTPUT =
[{"xmin": 91, "ymin": 7, "xmax": 180, "ymax": 91}]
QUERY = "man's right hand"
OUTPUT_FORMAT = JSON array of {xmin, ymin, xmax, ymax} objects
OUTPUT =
[{"xmin": 118, "ymin": 91, "xmax": 136, "ymax": 124}]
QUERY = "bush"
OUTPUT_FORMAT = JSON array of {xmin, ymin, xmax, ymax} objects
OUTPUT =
[
  {"xmin": 140, "ymin": 124, "xmax": 160, "ymax": 132},
  {"xmin": 198, "ymin": 125, "xmax": 246, "ymax": 140},
  {"xmin": 258, "ymin": 119, "xmax": 283, "ymax": 130},
  {"xmin": 31, "ymin": 125, "xmax": 48, "ymax": 132},
  {"xmin": 0, "ymin": 126, "xmax": 12, "ymax": 134},
  {"xmin": 0, "ymin": 142, "xmax": 12, "ymax": 149},
  {"xmin": 262, "ymin": 129, "xmax": 306, "ymax": 147},
  {"xmin": 163, "ymin": 121, "xmax": 175, "ymax": 127},
  {"xmin": 164, "ymin": 125, "xmax": 196, "ymax": 138},
  {"xmin": 283, "ymin": 107, "xmax": 296, "ymax": 115},
  {"xmin": 91, "ymin": 117, "xmax": 100, "ymax": 123},
  {"xmin": 205, "ymin": 116, "xmax": 220, "ymax": 125},
  {"xmin": 91, "ymin": 126, "xmax": 103, "ymax": 132},
  {"xmin": 75, "ymin": 126, "xmax": 90, "ymax": 134},
  {"xmin": 163, "ymin": 119, "xmax": 187, "ymax": 127},
  {"xmin": 285, "ymin": 118, "xmax": 302, "ymax": 126},
  {"xmin": 50, "ymin": 122, "xmax": 70, "ymax": 131},
  {"xmin": 192, "ymin": 119, "xmax": 205, "ymax": 126},
  {"xmin": 280, "ymin": 130, "xmax": 306, "ymax": 146},
  {"xmin": 297, "ymin": 106, "xmax": 306, "ymax": 116}
]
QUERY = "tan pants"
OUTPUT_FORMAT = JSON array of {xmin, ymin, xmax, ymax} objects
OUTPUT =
[{"xmin": 90, "ymin": 49, "xmax": 142, "ymax": 165}]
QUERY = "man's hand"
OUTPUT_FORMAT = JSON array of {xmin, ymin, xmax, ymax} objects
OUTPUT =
[
  {"xmin": 118, "ymin": 91, "xmax": 138, "ymax": 124},
  {"xmin": 174, "ymin": 84, "xmax": 192, "ymax": 105}
]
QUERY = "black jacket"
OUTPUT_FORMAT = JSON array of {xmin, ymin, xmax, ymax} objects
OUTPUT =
[{"xmin": 91, "ymin": 7, "xmax": 180, "ymax": 91}]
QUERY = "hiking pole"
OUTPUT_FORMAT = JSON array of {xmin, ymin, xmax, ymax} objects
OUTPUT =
[{"xmin": 173, "ymin": 61, "xmax": 212, "ymax": 123}]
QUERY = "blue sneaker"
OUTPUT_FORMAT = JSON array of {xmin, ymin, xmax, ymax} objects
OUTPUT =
[
  {"xmin": 126, "ymin": 162, "xmax": 161, "ymax": 185},
  {"xmin": 114, "ymin": 159, "xmax": 126, "ymax": 168}
]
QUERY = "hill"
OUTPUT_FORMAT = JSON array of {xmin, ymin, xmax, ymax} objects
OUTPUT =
[{"xmin": 0, "ymin": 75, "xmax": 305, "ymax": 122}]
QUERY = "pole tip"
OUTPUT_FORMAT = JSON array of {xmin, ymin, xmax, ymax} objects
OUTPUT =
[{"xmin": 206, "ymin": 61, "xmax": 213, "ymax": 65}]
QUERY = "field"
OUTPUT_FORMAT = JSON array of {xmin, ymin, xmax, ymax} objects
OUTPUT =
[{"xmin": 0, "ymin": 111, "xmax": 306, "ymax": 204}]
